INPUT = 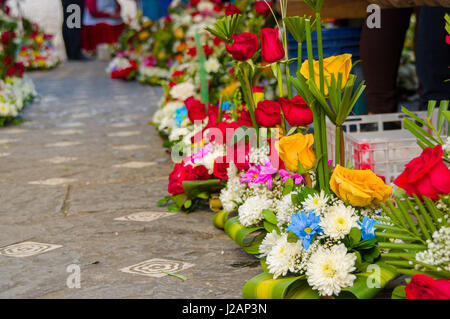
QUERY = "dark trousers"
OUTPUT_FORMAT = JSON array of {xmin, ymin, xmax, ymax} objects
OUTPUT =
[
  {"xmin": 360, "ymin": 8, "xmax": 414, "ymax": 113},
  {"xmin": 416, "ymin": 6, "xmax": 450, "ymax": 105},
  {"xmin": 61, "ymin": 0, "xmax": 85, "ymax": 60},
  {"xmin": 360, "ymin": 7, "xmax": 450, "ymax": 113}
]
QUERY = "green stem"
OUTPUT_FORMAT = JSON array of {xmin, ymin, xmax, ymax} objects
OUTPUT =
[
  {"xmin": 335, "ymin": 125, "xmax": 341, "ymax": 166},
  {"xmin": 241, "ymin": 65, "xmax": 260, "ymax": 147},
  {"xmin": 315, "ymin": 12, "xmax": 325, "ymax": 95},
  {"xmin": 315, "ymin": 11, "xmax": 329, "ymax": 188},
  {"xmin": 277, "ymin": 63, "xmax": 284, "ymax": 98},
  {"xmin": 297, "ymin": 42, "xmax": 302, "ymax": 75},
  {"xmin": 305, "ymin": 19, "xmax": 326, "ymax": 190},
  {"xmin": 276, "ymin": 63, "xmax": 287, "ymax": 134}
]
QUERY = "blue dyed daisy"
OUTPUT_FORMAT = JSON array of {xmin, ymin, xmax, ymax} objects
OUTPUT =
[
  {"xmin": 221, "ymin": 100, "xmax": 235, "ymax": 112},
  {"xmin": 287, "ymin": 211, "xmax": 322, "ymax": 250},
  {"xmin": 175, "ymin": 105, "xmax": 188, "ymax": 127},
  {"xmin": 358, "ymin": 216, "xmax": 378, "ymax": 240}
]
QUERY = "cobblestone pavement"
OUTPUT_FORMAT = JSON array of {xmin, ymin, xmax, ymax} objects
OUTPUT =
[{"xmin": 0, "ymin": 61, "xmax": 261, "ymax": 298}]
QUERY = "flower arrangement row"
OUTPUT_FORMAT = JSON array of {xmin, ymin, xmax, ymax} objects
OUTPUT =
[
  {"xmin": 149, "ymin": 0, "xmax": 449, "ymax": 299},
  {"xmin": 0, "ymin": 9, "xmax": 37, "ymax": 126}
]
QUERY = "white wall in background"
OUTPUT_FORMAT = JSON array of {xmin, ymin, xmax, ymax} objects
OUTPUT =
[{"xmin": 6, "ymin": 0, "xmax": 137, "ymax": 60}]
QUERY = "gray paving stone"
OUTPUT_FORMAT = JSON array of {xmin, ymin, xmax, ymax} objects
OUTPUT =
[{"xmin": 0, "ymin": 61, "xmax": 260, "ymax": 299}]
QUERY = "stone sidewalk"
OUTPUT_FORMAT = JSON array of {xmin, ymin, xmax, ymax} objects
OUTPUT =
[{"xmin": 0, "ymin": 61, "xmax": 260, "ymax": 298}]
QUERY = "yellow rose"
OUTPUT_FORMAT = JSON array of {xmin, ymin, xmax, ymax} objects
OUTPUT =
[
  {"xmin": 174, "ymin": 27, "xmax": 184, "ymax": 39},
  {"xmin": 300, "ymin": 54, "xmax": 352, "ymax": 95},
  {"xmin": 35, "ymin": 35, "xmax": 44, "ymax": 44},
  {"xmin": 277, "ymin": 133, "xmax": 316, "ymax": 172},
  {"xmin": 143, "ymin": 19, "xmax": 153, "ymax": 28},
  {"xmin": 221, "ymin": 81, "xmax": 239, "ymax": 98},
  {"xmin": 330, "ymin": 165, "xmax": 392, "ymax": 207},
  {"xmin": 157, "ymin": 51, "xmax": 167, "ymax": 60},
  {"xmin": 139, "ymin": 31, "xmax": 150, "ymax": 40}
]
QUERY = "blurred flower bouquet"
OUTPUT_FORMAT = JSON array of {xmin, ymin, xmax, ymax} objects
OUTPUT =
[{"xmin": 0, "ymin": 9, "xmax": 36, "ymax": 126}]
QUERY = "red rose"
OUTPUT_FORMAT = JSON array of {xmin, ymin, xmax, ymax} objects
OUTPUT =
[
  {"xmin": 405, "ymin": 275, "xmax": 450, "ymax": 299},
  {"xmin": 4, "ymin": 55, "xmax": 12, "ymax": 65},
  {"xmin": 168, "ymin": 163, "xmax": 211, "ymax": 195},
  {"xmin": 111, "ymin": 60, "xmax": 137, "ymax": 79},
  {"xmin": 225, "ymin": 4, "xmax": 241, "ymax": 16},
  {"xmin": 255, "ymin": 1, "xmax": 272, "ymax": 15},
  {"xmin": 1, "ymin": 31, "xmax": 14, "ymax": 44},
  {"xmin": 168, "ymin": 163, "xmax": 188, "ymax": 195},
  {"xmin": 236, "ymin": 109, "xmax": 254, "ymax": 127},
  {"xmin": 213, "ymin": 37, "xmax": 223, "ymax": 46},
  {"xmin": 260, "ymin": 28, "xmax": 285, "ymax": 63},
  {"xmin": 202, "ymin": 45, "xmax": 213, "ymax": 57},
  {"xmin": 186, "ymin": 45, "xmax": 213, "ymax": 57},
  {"xmin": 187, "ymin": 47, "xmax": 197, "ymax": 57},
  {"xmin": 192, "ymin": 165, "xmax": 212, "ymax": 180},
  {"xmin": 255, "ymin": 100, "xmax": 282, "ymax": 127},
  {"xmin": 252, "ymin": 85, "xmax": 264, "ymax": 93},
  {"xmin": 213, "ymin": 156, "xmax": 229, "ymax": 180},
  {"xmin": 228, "ymin": 140, "xmax": 251, "ymax": 171},
  {"xmin": 185, "ymin": 97, "xmax": 207, "ymax": 122},
  {"xmin": 394, "ymin": 145, "xmax": 450, "ymax": 200},
  {"xmin": 225, "ymin": 33, "xmax": 259, "ymax": 61},
  {"xmin": 210, "ymin": 121, "xmax": 241, "ymax": 144},
  {"xmin": 205, "ymin": 104, "xmax": 219, "ymax": 129},
  {"xmin": 279, "ymin": 95, "xmax": 313, "ymax": 127},
  {"xmin": 171, "ymin": 70, "xmax": 185, "ymax": 78}
]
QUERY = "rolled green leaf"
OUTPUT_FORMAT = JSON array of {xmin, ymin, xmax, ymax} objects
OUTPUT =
[{"xmin": 212, "ymin": 210, "xmax": 230, "ymax": 229}]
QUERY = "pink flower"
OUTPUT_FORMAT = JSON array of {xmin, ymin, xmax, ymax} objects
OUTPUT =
[
  {"xmin": 257, "ymin": 159, "xmax": 278, "ymax": 189},
  {"xmin": 240, "ymin": 160, "xmax": 278, "ymax": 189},
  {"xmin": 190, "ymin": 144, "xmax": 213, "ymax": 165},
  {"xmin": 279, "ymin": 169, "xmax": 303, "ymax": 184},
  {"xmin": 240, "ymin": 166, "xmax": 261, "ymax": 184}
]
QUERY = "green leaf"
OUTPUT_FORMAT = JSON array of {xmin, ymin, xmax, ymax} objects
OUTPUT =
[
  {"xmin": 391, "ymin": 285, "xmax": 406, "ymax": 299},
  {"xmin": 224, "ymin": 216, "xmax": 265, "ymax": 255},
  {"xmin": 349, "ymin": 227, "xmax": 362, "ymax": 246},
  {"xmin": 157, "ymin": 196, "xmax": 171, "ymax": 206},
  {"xmin": 183, "ymin": 199, "xmax": 192, "ymax": 209},
  {"xmin": 282, "ymin": 177, "xmax": 294, "ymax": 196},
  {"xmin": 242, "ymin": 272, "xmax": 318, "ymax": 299},
  {"xmin": 262, "ymin": 209, "xmax": 278, "ymax": 225},
  {"xmin": 263, "ymin": 221, "xmax": 279, "ymax": 234},
  {"xmin": 212, "ymin": 210, "xmax": 230, "ymax": 229},
  {"xmin": 161, "ymin": 271, "xmax": 187, "ymax": 281}
]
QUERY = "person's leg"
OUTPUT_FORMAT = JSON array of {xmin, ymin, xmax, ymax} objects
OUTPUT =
[
  {"xmin": 360, "ymin": 8, "xmax": 413, "ymax": 114},
  {"xmin": 61, "ymin": 0, "xmax": 84, "ymax": 60},
  {"xmin": 416, "ymin": 6, "xmax": 450, "ymax": 105}
]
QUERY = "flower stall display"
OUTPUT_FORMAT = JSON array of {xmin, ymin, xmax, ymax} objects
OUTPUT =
[
  {"xmin": 0, "ymin": 9, "xmax": 37, "ymax": 126},
  {"xmin": 15, "ymin": 17, "xmax": 59, "ymax": 70},
  {"xmin": 145, "ymin": 0, "xmax": 449, "ymax": 299}
]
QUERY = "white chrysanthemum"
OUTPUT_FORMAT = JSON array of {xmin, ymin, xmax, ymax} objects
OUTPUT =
[
  {"xmin": 306, "ymin": 244, "xmax": 357, "ymax": 296},
  {"xmin": 276, "ymin": 193, "xmax": 297, "ymax": 228},
  {"xmin": 302, "ymin": 190, "xmax": 329, "ymax": 214},
  {"xmin": 259, "ymin": 231, "xmax": 284, "ymax": 257},
  {"xmin": 238, "ymin": 195, "xmax": 272, "ymax": 227},
  {"xmin": 205, "ymin": 58, "xmax": 220, "ymax": 73},
  {"xmin": 266, "ymin": 234, "xmax": 305, "ymax": 279},
  {"xmin": 320, "ymin": 204, "xmax": 359, "ymax": 240},
  {"xmin": 169, "ymin": 82, "xmax": 195, "ymax": 101}
]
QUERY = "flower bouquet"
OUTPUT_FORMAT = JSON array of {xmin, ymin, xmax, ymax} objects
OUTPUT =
[
  {"xmin": 0, "ymin": 9, "xmax": 36, "ymax": 126},
  {"xmin": 15, "ymin": 17, "xmax": 59, "ymax": 70}
]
